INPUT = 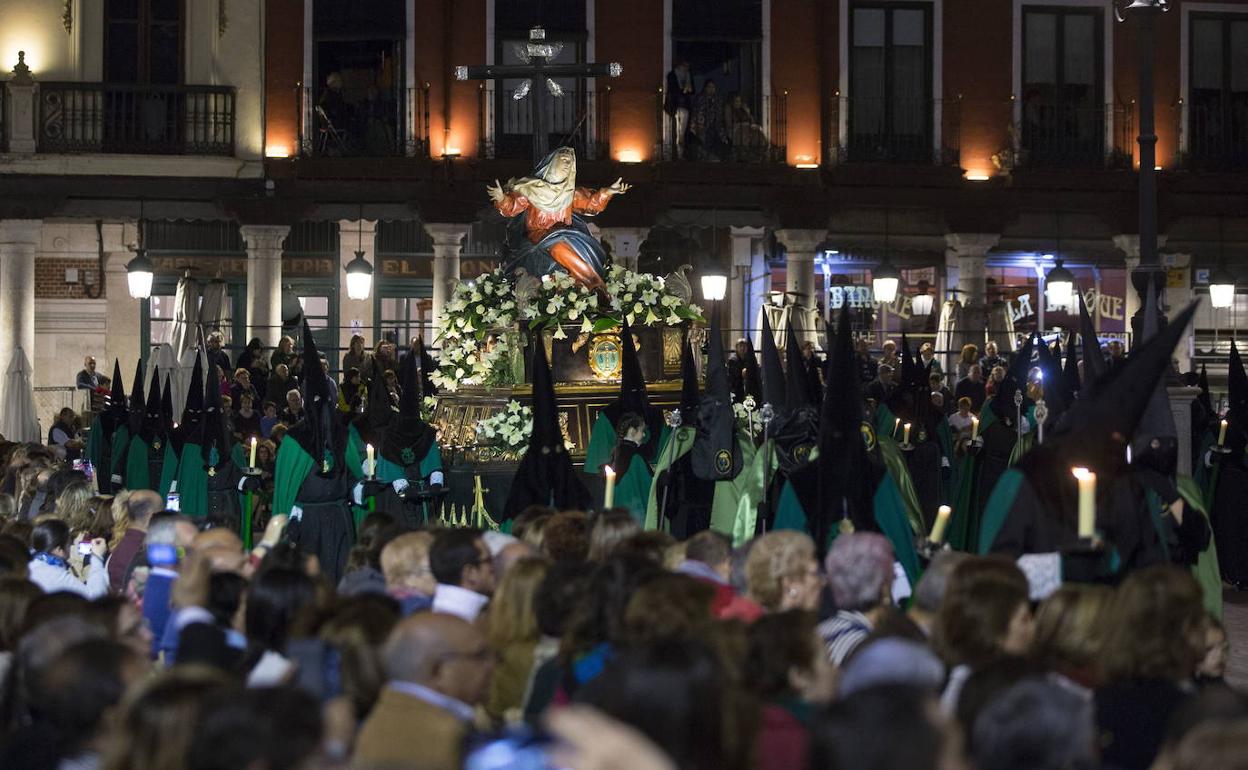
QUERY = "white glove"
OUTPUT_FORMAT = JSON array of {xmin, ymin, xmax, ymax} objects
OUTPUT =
[
  {"xmin": 352, "ymin": 483, "xmax": 365, "ymax": 506},
  {"xmin": 429, "ymin": 471, "xmax": 444, "ymax": 487},
  {"xmin": 392, "ymin": 478, "xmax": 410, "ymax": 495}
]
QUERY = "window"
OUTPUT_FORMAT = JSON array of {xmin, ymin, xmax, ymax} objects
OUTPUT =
[
  {"xmin": 1021, "ymin": 7, "xmax": 1105, "ymax": 167},
  {"xmin": 310, "ymin": 0, "xmax": 406, "ymax": 156},
  {"xmin": 378, "ymin": 295, "xmax": 434, "ymax": 349},
  {"xmin": 848, "ymin": 3, "xmax": 932, "ymax": 163},
  {"xmin": 105, "ymin": 0, "xmax": 182, "ymax": 83},
  {"xmin": 1188, "ymin": 14, "xmax": 1248, "ymax": 170},
  {"xmin": 148, "ymin": 294, "xmax": 178, "ymax": 346}
]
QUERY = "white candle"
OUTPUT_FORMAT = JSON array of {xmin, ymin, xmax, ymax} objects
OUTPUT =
[
  {"xmin": 930, "ymin": 505, "xmax": 952, "ymax": 544},
  {"xmin": 366, "ymin": 443, "xmax": 376, "ymax": 478},
  {"xmin": 893, "ymin": 417, "xmax": 901, "ymax": 438},
  {"xmin": 1219, "ymin": 419, "xmax": 1228, "ymax": 447},
  {"xmin": 603, "ymin": 465, "xmax": 616, "ymax": 509},
  {"xmin": 971, "ymin": 416, "xmax": 979, "ymax": 441},
  {"xmin": 903, "ymin": 422, "xmax": 912, "ymax": 445},
  {"xmin": 1072, "ymin": 467, "xmax": 1096, "ymax": 539},
  {"xmin": 248, "ymin": 436, "xmax": 257, "ymax": 469}
]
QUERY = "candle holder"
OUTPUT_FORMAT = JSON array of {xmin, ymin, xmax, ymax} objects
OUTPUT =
[
  {"xmin": 898, "ymin": 441, "xmax": 915, "ymax": 452},
  {"xmin": 1211, "ymin": 444, "xmax": 1233, "ymax": 456},
  {"xmin": 1060, "ymin": 536, "xmax": 1107, "ymax": 584},
  {"xmin": 242, "ymin": 467, "xmax": 262, "ymax": 478},
  {"xmin": 915, "ymin": 537, "xmax": 951, "ymax": 563}
]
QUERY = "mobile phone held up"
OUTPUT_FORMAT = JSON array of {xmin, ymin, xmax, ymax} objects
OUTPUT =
[
  {"xmin": 77, "ymin": 542, "xmax": 93, "ymax": 555},
  {"xmin": 146, "ymin": 543, "xmax": 179, "ymax": 567}
]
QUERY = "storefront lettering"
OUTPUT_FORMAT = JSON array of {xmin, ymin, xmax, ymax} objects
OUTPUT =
[
  {"xmin": 1009, "ymin": 289, "xmax": 1125, "ymax": 323},
  {"xmin": 828, "ymin": 285, "xmax": 876, "ymax": 309}
]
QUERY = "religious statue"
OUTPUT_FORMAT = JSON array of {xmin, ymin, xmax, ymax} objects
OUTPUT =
[{"xmin": 488, "ymin": 146, "xmax": 629, "ymax": 296}]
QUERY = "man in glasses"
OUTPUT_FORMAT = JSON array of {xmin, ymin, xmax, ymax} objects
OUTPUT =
[{"xmin": 429, "ymin": 529, "xmax": 496, "ymax": 623}]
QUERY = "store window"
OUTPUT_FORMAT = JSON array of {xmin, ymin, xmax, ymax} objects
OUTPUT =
[
  {"xmin": 1021, "ymin": 6, "xmax": 1105, "ymax": 167},
  {"xmin": 848, "ymin": 3, "xmax": 933, "ymax": 163}
]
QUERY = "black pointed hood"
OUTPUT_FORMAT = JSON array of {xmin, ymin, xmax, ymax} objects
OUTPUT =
[
  {"xmin": 355, "ymin": 355, "xmax": 397, "ymax": 445},
  {"xmin": 288, "ymin": 321, "xmax": 340, "ymax": 474},
  {"xmin": 1131, "ymin": 273, "xmax": 1178, "ymax": 465},
  {"xmin": 601, "ymin": 316, "xmax": 662, "ymax": 461},
  {"xmin": 759, "ymin": 310, "xmax": 788, "ymax": 412},
  {"xmin": 160, "ymin": 376, "xmax": 174, "ymax": 442},
  {"xmin": 1033, "ymin": 336, "xmax": 1068, "ymax": 427},
  {"xmin": 380, "ymin": 352, "xmax": 434, "ymax": 468},
  {"xmin": 900, "ymin": 332, "xmax": 922, "ymax": 389},
  {"xmin": 810, "ymin": 305, "xmax": 876, "ymax": 549},
  {"xmin": 1062, "ymin": 330, "xmax": 1081, "ymax": 400},
  {"xmin": 1078, "ymin": 290, "xmax": 1106, "ymax": 386},
  {"xmin": 1227, "ymin": 342, "xmax": 1248, "ymax": 449},
  {"xmin": 139, "ymin": 365, "xmax": 161, "ymax": 442},
  {"xmin": 679, "ymin": 328, "xmax": 700, "ymax": 418},
  {"xmin": 181, "ymin": 351, "xmax": 205, "ymax": 431},
  {"xmin": 127, "ymin": 360, "xmax": 146, "ymax": 435},
  {"xmin": 107, "ymin": 359, "xmax": 127, "ymax": 420},
  {"xmin": 503, "ymin": 335, "xmax": 591, "ymax": 519},
  {"xmin": 1197, "ymin": 363, "xmax": 1213, "ymax": 417},
  {"xmin": 199, "ymin": 359, "xmax": 231, "ymax": 472},
  {"xmin": 692, "ymin": 301, "xmax": 743, "ymax": 481},
  {"xmin": 784, "ymin": 318, "xmax": 811, "ymax": 409}
]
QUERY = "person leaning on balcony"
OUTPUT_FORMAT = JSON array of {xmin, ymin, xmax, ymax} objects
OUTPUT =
[{"xmin": 664, "ymin": 60, "xmax": 695, "ymax": 159}]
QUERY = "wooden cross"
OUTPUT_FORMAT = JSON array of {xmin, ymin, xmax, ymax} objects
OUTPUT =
[{"xmin": 455, "ymin": 26, "xmax": 622, "ymax": 161}]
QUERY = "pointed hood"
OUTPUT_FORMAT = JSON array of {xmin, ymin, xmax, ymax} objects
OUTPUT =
[
  {"xmin": 1227, "ymin": 342, "xmax": 1248, "ymax": 449},
  {"xmin": 809, "ymin": 305, "xmax": 875, "ymax": 551},
  {"xmin": 181, "ymin": 351, "xmax": 205, "ymax": 430},
  {"xmin": 107, "ymin": 359, "xmax": 127, "ymax": 420},
  {"xmin": 899, "ymin": 332, "xmax": 921, "ymax": 389},
  {"xmin": 160, "ymin": 376, "xmax": 174, "ymax": 441},
  {"xmin": 502, "ymin": 334, "xmax": 591, "ymax": 519},
  {"xmin": 1062, "ymin": 330, "xmax": 1081, "ymax": 400},
  {"xmin": 679, "ymin": 328, "xmax": 700, "ymax": 418},
  {"xmin": 1131, "ymin": 273, "xmax": 1178, "ymax": 468},
  {"xmin": 1077, "ymin": 290, "xmax": 1107, "ymax": 386},
  {"xmin": 601, "ymin": 315, "xmax": 662, "ymax": 460},
  {"xmin": 127, "ymin": 360, "xmax": 146, "ymax": 435},
  {"xmin": 199, "ymin": 359, "xmax": 231, "ymax": 471},
  {"xmin": 1197, "ymin": 363, "xmax": 1213, "ymax": 417},
  {"xmin": 140, "ymin": 365, "xmax": 162, "ymax": 442},
  {"xmin": 784, "ymin": 318, "xmax": 812, "ymax": 408},
  {"xmin": 759, "ymin": 310, "xmax": 788, "ymax": 412},
  {"xmin": 692, "ymin": 301, "xmax": 743, "ymax": 481},
  {"xmin": 380, "ymin": 352, "xmax": 434, "ymax": 467},
  {"xmin": 356, "ymin": 354, "xmax": 397, "ymax": 445},
  {"xmin": 1033, "ymin": 337, "xmax": 1068, "ymax": 426},
  {"xmin": 289, "ymin": 321, "xmax": 340, "ymax": 473}
]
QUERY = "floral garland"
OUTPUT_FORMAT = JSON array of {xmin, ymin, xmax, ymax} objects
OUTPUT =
[{"xmin": 432, "ymin": 265, "xmax": 703, "ymax": 393}]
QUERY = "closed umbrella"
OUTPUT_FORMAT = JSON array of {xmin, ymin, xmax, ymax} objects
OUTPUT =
[{"xmin": 1, "ymin": 347, "xmax": 40, "ymax": 442}]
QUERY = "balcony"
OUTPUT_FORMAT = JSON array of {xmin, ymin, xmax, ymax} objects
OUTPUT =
[
  {"xmin": 654, "ymin": 90, "xmax": 786, "ymax": 163},
  {"xmin": 1181, "ymin": 100, "xmax": 1248, "ymax": 173},
  {"xmin": 297, "ymin": 84, "xmax": 431, "ymax": 158},
  {"xmin": 1008, "ymin": 101, "xmax": 1134, "ymax": 170},
  {"xmin": 37, "ymin": 82, "xmax": 236, "ymax": 155},
  {"xmin": 477, "ymin": 85, "xmax": 610, "ymax": 161},
  {"xmin": 828, "ymin": 96, "xmax": 961, "ymax": 166}
]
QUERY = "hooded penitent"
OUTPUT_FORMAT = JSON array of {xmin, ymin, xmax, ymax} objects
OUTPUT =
[
  {"xmin": 1130, "ymin": 274, "xmax": 1179, "ymax": 477},
  {"xmin": 380, "ymin": 353, "xmax": 435, "ymax": 469},
  {"xmin": 771, "ymin": 318, "xmax": 819, "ymax": 473},
  {"xmin": 693, "ymin": 302, "xmax": 743, "ymax": 482},
  {"xmin": 102, "ymin": 358, "xmax": 127, "ymax": 439},
  {"xmin": 981, "ymin": 301, "xmax": 1199, "ymax": 555},
  {"xmin": 127, "ymin": 360, "xmax": 146, "ymax": 437},
  {"xmin": 1062, "ymin": 330, "xmax": 1081, "ymax": 401},
  {"xmin": 140, "ymin": 365, "xmax": 162, "ymax": 444},
  {"xmin": 356, "ymin": 357, "xmax": 397, "ymax": 447},
  {"xmin": 160, "ymin": 376, "xmax": 174, "ymax": 443},
  {"xmin": 652, "ymin": 328, "xmax": 716, "ymax": 537},
  {"xmin": 503, "ymin": 335, "xmax": 592, "ymax": 520},
  {"xmin": 200, "ymin": 363, "xmax": 231, "ymax": 474},
  {"xmin": 1078, "ymin": 290, "xmax": 1107, "ymax": 387},
  {"xmin": 601, "ymin": 315, "xmax": 663, "ymax": 462},
  {"xmin": 288, "ymin": 322, "xmax": 340, "ymax": 474},
  {"xmin": 759, "ymin": 311, "xmax": 788, "ymax": 414},
  {"xmin": 1033, "ymin": 336, "xmax": 1068, "ymax": 430}
]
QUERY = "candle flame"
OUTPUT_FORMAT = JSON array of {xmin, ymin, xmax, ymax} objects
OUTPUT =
[
  {"xmin": 1071, "ymin": 467, "xmax": 1094, "ymax": 481},
  {"xmin": 604, "ymin": 465, "xmax": 615, "ymax": 476}
]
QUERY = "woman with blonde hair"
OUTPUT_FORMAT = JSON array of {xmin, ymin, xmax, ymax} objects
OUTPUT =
[
  {"xmin": 745, "ymin": 531, "xmax": 823, "ymax": 613},
  {"xmin": 1031, "ymin": 583, "xmax": 1113, "ymax": 690},
  {"xmin": 484, "ymin": 556, "xmax": 551, "ymax": 720},
  {"xmin": 57, "ymin": 481, "xmax": 95, "ymax": 535},
  {"xmin": 587, "ymin": 512, "xmax": 641, "ymax": 562},
  {"xmin": 957, "ymin": 343, "xmax": 980, "ymax": 380}
]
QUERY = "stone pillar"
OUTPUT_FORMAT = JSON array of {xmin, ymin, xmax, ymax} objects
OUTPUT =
[
  {"xmin": 5, "ymin": 52, "xmax": 36, "ymax": 154},
  {"xmin": 102, "ymin": 223, "xmax": 141, "ymax": 370},
  {"xmin": 598, "ymin": 227, "xmax": 649, "ymax": 272},
  {"xmin": 776, "ymin": 228, "xmax": 825, "ymax": 304},
  {"xmin": 425, "ymin": 224, "xmax": 471, "ymax": 329},
  {"xmin": 337, "ymin": 219, "xmax": 377, "ymax": 352},
  {"xmin": 1115, "ymin": 235, "xmax": 1143, "ymax": 345},
  {"xmin": 0, "ymin": 220, "xmax": 41, "ymax": 418},
  {"xmin": 241, "ymin": 225, "xmax": 289, "ymax": 348},
  {"xmin": 945, "ymin": 233, "xmax": 999, "ymax": 365},
  {"xmin": 729, "ymin": 226, "xmax": 765, "ymax": 340},
  {"xmin": 1170, "ymin": 384, "xmax": 1201, "ymax": 477}
]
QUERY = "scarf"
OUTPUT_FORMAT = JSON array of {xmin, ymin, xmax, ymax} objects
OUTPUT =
[{"xmin": 507, "ymin": 148, "xmax": 577, "ymax": 213}]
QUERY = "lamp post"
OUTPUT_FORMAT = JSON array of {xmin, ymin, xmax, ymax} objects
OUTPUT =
[
  {"xmin": 126, "ymin": 207, "xmax": 153, "ymax": 300},
  {"xmin": 872, "ymin": 259, "xmax": 900, "ymax": 305},
  {"xmin": 1045, "ymin": 259, "xmax": 1076, "ymax": 311},
  {"xmin": 344, "ymin": 209, "xmax": 374, "ymax": 301},
  {"xmin": 1121, "ymin": 0, "xmax": 1169, "ymax": 343}
]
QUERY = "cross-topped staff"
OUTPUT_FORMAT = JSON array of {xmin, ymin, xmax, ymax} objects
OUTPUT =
[{"xmin": 456, "ymin": 26, "xmax": 622, "ymax": 162}]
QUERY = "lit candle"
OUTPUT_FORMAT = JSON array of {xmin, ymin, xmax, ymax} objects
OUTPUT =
[
  {"xmin": 366, "ymin": 443, "xmax": 376, "ymax": 478},
  {"xmin": 893, "ymin": 417, "xmax": 901, "ymax": 438},
  {"xmin": 930, "ymin": 505, "xmax": 952, "ymax": 544},
  {"xmin": 971, "ymin": 416, "xmax": 979, "ymax": 442},
  {"xmin": 248, "ymin": 436, "xmax": 257, "ymax": 469},
  {"xmin": 903, "ymin": 422, "xmax": 912, "ymax": 445},
  {"xmin": 603, "ymin": 465, "xmax": 616, "ymax": 509},
  {"xmin": 1219, "ymin": 419, "xmax": 1228, "ymax": 447},
  {"xmin": 1072, "ymin": 467, "xmax": 1096, "ymax": 539}
]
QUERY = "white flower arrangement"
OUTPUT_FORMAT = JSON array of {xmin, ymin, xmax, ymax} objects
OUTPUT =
[
  {"xmin": 474, "ymin": 400, "xmax": 533, "ymax": 451},
  {"xmin": 733, "ymin": 396, "xmax": 764, "ymax": 440},
  {"xmin": 433, "ymin": 265, "xmax": 704, "ymax": 393}
]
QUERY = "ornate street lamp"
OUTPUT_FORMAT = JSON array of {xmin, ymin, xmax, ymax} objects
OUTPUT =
[
  {"xmin": 344, "ymin": 210, "xmax": 374, "ymax": 301},
  {"xmin": 700, "ymin": 268, "xmax": 728, "ymax": 302},
  {"xmin": 872, "ymin": 259, "xmax": 900, "ymax": 305},
  {"xmin": 1045, "ymin": 259, "xmax": 1076, "ymax": 309},
  {"xmin": 126, "ymin": 203, "xmax": 153, "ymax": 300}
]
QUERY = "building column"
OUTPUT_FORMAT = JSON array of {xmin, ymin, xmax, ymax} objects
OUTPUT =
[
  {"xmin": 241, "ymin": 225, "xmax": 289, "ymax": 348},
  {"xmin": 945, "ymin": 233, "xmax": 999, "ymax": 362},
  {"xmin": 0, "ymin": 220, "xmax": 41, "ymax": 429},
  {"xmin": 5, "ymin": 53, "xmax": 36, "ymax": 154},
  {"xmin": 425, "ymin": 224, "xmax": 470, "ymax": 329},
  {"xmin": 775, "ymin": 228, "xmax": 825, "ymax": 305},
  {"xmin": 730, "ymin": 226, "xmax": 765, "ymax": 339},
  {"xmin": 1115, "ymin": 235, "xmax": 1143, "ymax": 346},
  {"xmin": 102, "ymin": 223, "xmax": 141, "ymax": 371},
  {"xmin": 338, "ymin": 219, "xmax": 377, "ymax": 352},
  {"xmin": 598, "ymin": 227, "xmax": 650, "ymax": 272}
]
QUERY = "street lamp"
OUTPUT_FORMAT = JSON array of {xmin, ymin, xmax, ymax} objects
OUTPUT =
[
  {"xmin": 125, "ymin": 250, "xmax": 154, "ymax": 300},
  {"xmin": 344, "ymin": 211, "xmax": 374, "ymax": 300},
  {"xmin": 911, "ymin": 279, "xmax": 934, "ymax": 316},
  {"xmin": 1045, "ymin": 259, "xmax": 1076, "ymax": 309},
  {"xmin": 1210, "ymin": 265, "xmax": 1236, "ymax": 309},
  {"xmin": 872, "ymin": 260, "xmax": 900, "ymax": 304},
  {"xmin": 700, "ymin": 269, "xmax": 728, "ymax": 302}
]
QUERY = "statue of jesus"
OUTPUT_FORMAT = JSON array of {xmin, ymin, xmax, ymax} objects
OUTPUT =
[{"xmin": 488, "ymin": 146, "xmax": 630, "ymax": 295}]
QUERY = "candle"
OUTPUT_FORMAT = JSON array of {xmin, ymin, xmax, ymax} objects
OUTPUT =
[
  {"xmin": 366, "ymin": 443, "xmax": 376, "ymax": 478},
  {"xmin": 893, "ymin": 417, "xmax": 901, "ymax": 438},
  {"xmin": 930, "ymin": 505, "xmax": 952, "ymax": 544},
  {"xmin": 903, "ymin": 422, "xmax": 912, "ymax": 445},
  {"xmin": 1072, "ymin": 467, "xmax": 1096, "ymax": 539},
  {"xmin": 248, "ymin": 436, "xmax": 257, "ymax": 469},
  {"xmin": 1219, "ymin": 419, "xmax": 1228, "ymax": 447},
  {"xmin": 971, "ymin": 416, "xmax": 979, "ymax": 442},
  {"xmin": 603, "ymin": 465, "xmax": 616, "ymax": 509}
]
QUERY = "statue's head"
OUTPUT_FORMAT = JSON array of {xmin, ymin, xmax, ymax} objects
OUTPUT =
[{"xmin": 543, "ymin": 147, "xmax": 577, "ymax": 184}]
